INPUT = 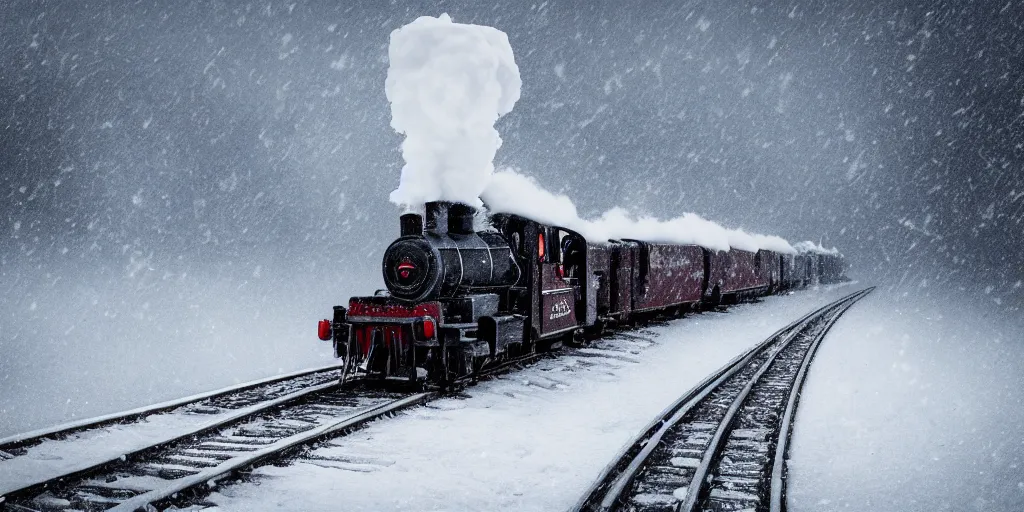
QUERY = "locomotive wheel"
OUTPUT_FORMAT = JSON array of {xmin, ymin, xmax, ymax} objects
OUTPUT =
[
  {"xmin": 537, "ymin": 332, "xmax": 571, "ymax": 352},
  {"xmin": 710, "ymin": 285, "xmax": 722, "ymax": 307},
  {"xmin": 538, "ymin": 339, "xmax": 563, "ymax": 352},
  {"xmin": 566, "ymin": 329, "xmax": 589, "ymax": 347},
  {"xmin": 582, "ymin": 322, "xmax": 605, "ymax": 342}
]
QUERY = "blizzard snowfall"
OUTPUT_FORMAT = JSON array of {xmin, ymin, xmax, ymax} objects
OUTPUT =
[
  {"xmin": 789, "ymin": 290, "xmax": 1024, "ymax": 511},
  {"xmin": 3, "ymin": 2, "xmax": 1023, "ymax": 511},
  {"xmin": 5, "ymin": 2, "xmax": 1021, "ymax": 446},
  {"xmin": 196, "ymin": 286, "xmax": 1022, "ymax": 511},
  {"xmin": 204, "ymin": 286, "xmax": 858, "ymax": 511},
  {"xmin": 183, "ymin": 284, "xmax": 1011, "ymax": 511}
]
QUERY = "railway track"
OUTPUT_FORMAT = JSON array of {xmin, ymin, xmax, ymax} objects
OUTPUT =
[
  {"xmin": 0, "ymin": 363, "xmax": 352, "ymax": 455},
  {"xmin": 574, "ymin": 287, "xmax": 873, "ymax": 512},
  {"xmin": 0, "ymin": 351, "xmax": 546, "ymax": 512},
  {"xmin": 0, "ymin": 364, "xmax": 353, "ymax": 497},
  {"xmin": 0, "ymin": 289, "xmax": 858, "ymax": 511},
  {"xmin": 1, "ymin": 386, "xmax": 422, "ymax": 511},
  {"xmin": 0, "ymin": 365, "xmax": 355, "ymax": 511}
]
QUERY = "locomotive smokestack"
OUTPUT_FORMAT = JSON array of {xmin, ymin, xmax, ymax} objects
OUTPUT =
[
  {"xmin": 424, "ymin": 201, "xmax": 449, "ymax": 234},
  {"xmin": 400, "ymin": 213, "xmax": 422, "ymax": 237},
  {"xmin": 447, "ymin": 203, "xmax": 476, "ymax": 235},
  {"xmin": 424, "ymin": 201, "xmax": 475, "ymax": 235}
]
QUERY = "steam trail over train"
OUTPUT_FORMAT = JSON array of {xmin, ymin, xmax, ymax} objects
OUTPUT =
[{"xmin": 317, "ymin": 201, "xmax": 846, "ymax": 384}]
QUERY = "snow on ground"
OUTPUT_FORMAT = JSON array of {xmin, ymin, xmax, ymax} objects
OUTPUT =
[
  {"xmin": 789, "ymin": 288, "xmax": 1024, "ymax": 512},
  {"xmin": 11, "ymin": 284, "xmax": 1016, "ymax": 511},
  {"xmin": 0, "ymin": 411, "xmax": 239, "ymax": 495},
  {"xmin": 0, "ymin": 363, "xmax": 335, "ymax": 496},
  {"xmin": 204, "ymin": 285, "xmax": 855, "ymax": 511}
]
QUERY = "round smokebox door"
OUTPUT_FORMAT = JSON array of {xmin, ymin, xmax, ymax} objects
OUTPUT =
[{"xmin": 383, "ymin": 238, "xmax": 438, "ymax": 300}]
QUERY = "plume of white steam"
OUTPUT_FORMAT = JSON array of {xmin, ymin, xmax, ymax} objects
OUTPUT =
[
  {"xmin": 483, "ymin": 169, "xmax": 797, "ymax": 254},
  {"xmin": 383, "ymin": 15, "xmax": 796, "ymax": 254},
  {"xmin": 385, "ymin": 14, "xmax": 521, "ymax": 208},
  {"xmin": 793, "ymin": 240, "xmax": 841, "ymax": 255}
]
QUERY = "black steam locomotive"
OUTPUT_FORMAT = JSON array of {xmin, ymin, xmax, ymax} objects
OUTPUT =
[{"xmin": 318, "ymin": 201, "xmax": 846, "ymax": 384}]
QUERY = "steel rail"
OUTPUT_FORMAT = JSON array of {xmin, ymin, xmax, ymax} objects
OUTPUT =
[
  {"xmin": 0, "ymin": 362, "xmax": 349, "ymax": 452},
  {"xmin": 112, "ymin": 392, "xmax": 433, "ymax": 512},
  {"xmin": 679, "ymin": 288, "xmax": 871, "ymax": 511},
  {"xmin": 0, "ymin": 379, "xmax": 343, "ymax": 501},
  {"xmin": 0, "ymin": 347, "xmax": 549, "ymax": 511},
  {"xmin": 573, "ymin": 288, "xmax": 872, "ymax": 512},
  {"xmin": 768, "ymin": 287, "xmax": 874, "ymax": 512}
]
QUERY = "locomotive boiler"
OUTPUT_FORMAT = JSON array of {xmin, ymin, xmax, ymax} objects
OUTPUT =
[{"xmin": 383, "ymin": 202, "xmax": 520, "ymax": 302}]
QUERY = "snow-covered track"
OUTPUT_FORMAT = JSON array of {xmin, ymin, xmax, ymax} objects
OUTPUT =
[
  {"xmin": 0, "ymin": 352, "xmax": 548, "ymax": 511},
  {"xmin": 0, "ymin": 363, "xmax": 349, "ymax": 454},
  {"xmin": 574, "ymin": 287, "xmax": 874, "ymax": 512},
  {"xmin": 0, "ymin": 365, "xmax": 358, "ymax": 509},
  {"xmin": 0, "ymin": 383, "xmax": 421, "ymax": 511}
]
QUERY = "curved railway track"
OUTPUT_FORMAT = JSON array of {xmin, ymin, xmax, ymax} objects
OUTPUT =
[
  {"xmin": 574, "ymin": 287, "xmax": 873, "ymax": 512},
  {"xmin": 0, "ymin": 365, "xmax": 354, "ymax": 500},
  {"xmin": 0, "ymin": 363, "xmax": 351, "ymax": 454},
  {"xmin": 1, "ymin": 387, "xmax": 424, "ymax": 511},
  {"xmin": 0, "ymin": 352, "xmax": 544, "ymax": 512},
  {"xmin": 0, "ymin": 289, "xmax": 861, "ymax": 512}
]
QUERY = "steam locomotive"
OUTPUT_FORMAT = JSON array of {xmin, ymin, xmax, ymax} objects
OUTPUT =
[{"xmin": 317, "ymin": 201, "xmax": 846, "ymax": 384}]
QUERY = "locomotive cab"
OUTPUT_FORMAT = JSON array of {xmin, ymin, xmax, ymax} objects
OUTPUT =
[
  {"xmin": 492, "ymin": 215, "xmax": 590, "ymax": 344},
  {"xmin": 537, "ymin": 226, "xmax": 585, "ymax": 340}
]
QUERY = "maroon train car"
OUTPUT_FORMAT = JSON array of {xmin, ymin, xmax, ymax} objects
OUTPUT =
[
  {"xmin": 794, "ymin": 253, "xmax": 816, "ymax": 286},
  {"xmin": 633, "ymin": 242, "xmax": 706, "ymax": 312},
  {"xmin": 780, "ymin": 254, "xmax": 799, "ymax": 289},
  {"xmin": 790, "ymin": 243, "xmax": 846, "ymax": 286},
  {"xmin": 586, "ymin": 241, "xmax": 706, "ymax": 323},
  {"xmin": 705, "ymin": 248, "xmax": 780, "ymax": 304},
  {"xmin": 818, "ymin": 252, "xmax": 846, "ymax": 283}
]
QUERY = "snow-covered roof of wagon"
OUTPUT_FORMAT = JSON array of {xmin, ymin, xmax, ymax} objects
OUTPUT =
[
  {"xmin": 793, "ymin": 240, "xmax": 842, "ymax": 256},
  {"xmin": 482, "ymin": 169, "xmax": 798, "ymax": 255}
]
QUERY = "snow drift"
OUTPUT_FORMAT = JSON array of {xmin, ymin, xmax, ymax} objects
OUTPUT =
[{"xmin": 385, "ymin": 13, "xmax": 521, "ymax": 208}]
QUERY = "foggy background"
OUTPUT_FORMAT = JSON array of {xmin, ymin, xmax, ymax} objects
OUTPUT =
[{"xmin": 2, "ymin": 0, "xmax": 1022, "ymax": 436}]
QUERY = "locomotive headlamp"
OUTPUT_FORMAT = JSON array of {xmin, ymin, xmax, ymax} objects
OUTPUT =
[{"xmin": 397, "ymin": 260, "xmax": 416, "ymax": 280}]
